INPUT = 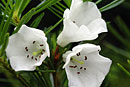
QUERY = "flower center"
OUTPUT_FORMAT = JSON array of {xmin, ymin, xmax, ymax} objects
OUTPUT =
[
  {"xmin": 69, "ymin": 52, "xmax": 87, "ymax": 75},
  {"xmin": 25, "ymin": 41, "xmax": 46, "ymax": 61}
]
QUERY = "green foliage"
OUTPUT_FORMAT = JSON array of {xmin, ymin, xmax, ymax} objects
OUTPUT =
[
  {"xmin": 103, "ymin": 16, "xmax": 130, "ymax": 87},
  {"xmin": 100, "ymin": 0, "xmax": 124, "ymax": 12},
  {"xmin": 0, "ymin": 0, "xmax": 129, "ymax": 87}
]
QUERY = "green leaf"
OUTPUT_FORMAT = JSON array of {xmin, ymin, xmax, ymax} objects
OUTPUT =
[
  {"xmin": 63, "ymin": 0, "xmax": 72, "ymax": 7},
  {"xmin": 105, "ymin": 43, "xmax": 130, "ymax": 59},
  {"xmin": 117, "ymin": 63, "xmax": 130, "ymax": 78},
  {"xmin": 34, "ymin": 0, "xmax": 60, "ymax": 15},
  {"xmin": 57, "ymin": 2, "xmax": 67, "ymax": 9},
  {"xmin": 18, "ymin": 0, "xmax": 31, "ymax": 17},
  {"xmin": 13, "ymin": 8, "xmax": 35, "ymax": 34},
  {"xmin": 54, "ymin": 4, "xmax": 64, "ymax": 12},
  {"xmin": 0, "ymin": 6, "xmax": 14, "ymax": 44},
  {"xmin": 50, "ymin": 7, "xmax": 63, "ymax": 15},
  {"xmin": 30, "ymin": 13, "xmax": 45, "ymax": 28},
  {"xmin": 100, "ymin": 0, "xmax": 124, "ymax": 12},
  {"xmin": 0, "ymin": 33, "xmax": 9, "ymax": 57},
  {"xmin": 45, "ymin": 18, "xmax": 63, "ymax": 35},
  {"xmin": 115, "ymin": 16, "xmax": 130, "ymax": 39},
  {"xmin": 107, "ymin": 24, "xmax": 129, "ymax": 47},
  {"xmin": 96, "ymin": 0, "xmax": 103, "ymax": 4},
  {"xmin": 48, "ymin": 7, "xmax": 62, "ymax": 18},
  {"xmin": 36, "ymin": 70, "xmax": 55, "ymax": 73},
  {"xmin": 83, "ymin": 0, "xmax": 92, "ymax": 2}
]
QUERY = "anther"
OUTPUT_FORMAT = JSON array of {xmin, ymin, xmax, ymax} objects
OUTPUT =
[
  {"xmin": 80, "ymin": 67, "xmax": 83, "ymax": 69},
  {"xmin": 39, "ymin": 56, "xmax": 41, "ymax": 58},
  {"xmin": 69, "ymin": 66, "xmax": 75, "ymax": 68},
  {"xmin": 76, "ymin": 52, "xmax": 80, "ymax": 56},
  {"xmin": 27, "ymin": 55, "xmax": 29, "ymax": 58},
  {"xmin": 41, "ymin": 52, "xmax": 43, "ymax": 55},
  {"xmin": 40, "ymin": 44, "xmax": 44, "ymax": 46},
  {"xmin": 84, "ymin": 68, "xmax": 86, "ymax": 70},
  {"xmin": 33, "ymin": 41, "xmax": 36, "ymax": 44},
  {"xmin": 85, "ymin": 56, "xmax": 87, "ymax": 60},
  {"xmin": 74, "ymin": 65, "xmax": 77, "ymax": 68},
  {"xmin": 35, "ymin": 58, "xmax": 37, "ymax": 61},
  {"xmin": 25, "ymin": 47, "xmax": 28, "ymax": 51},
  {"xmin": 42, "ymin": 49, "xmax": 45, "ymax": 52},
  {"xmin": 31, "ymin": 56, "xmax": 34, "ymax": 59},
  {"xmin": 73, "ymin": 21, "xmax": 76, "ymax": 23},
  {"xmin": 77, "ymin": 72, "xmax": 80, "ymax": 74}
]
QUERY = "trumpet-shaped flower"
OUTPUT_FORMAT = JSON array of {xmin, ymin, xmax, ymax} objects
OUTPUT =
[
  {"xmin": 6, "ymin": 25, "xmax": 50, "ymax": 71},
  {"xmin": 63, "ymin": 44, "xmax": 112, "ymax": 87},
  {"xmin": 57, "ymin": 0, "xmax": 107, "ymax": 47}
]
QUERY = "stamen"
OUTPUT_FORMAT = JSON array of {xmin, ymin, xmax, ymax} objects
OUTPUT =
[
  {"xmin": 80, "ymin": 67, "xmax": 83, "ymax": 69},
  {"xmin": 71, "ymin": 58, "xmax": 84, "ymax": 65},
  {"xmin": 31, "ymin": 56, "xmax": 34, "ymax": 59},
  {"xmin": 35, "ymin": 58, "xmax": 37, "ymax": 61},
  {"xmin": 84, "ymin": 68, "xmax": 86, "ymax": 70},
  {"xmin": 33, "ymin": 41, "xmax": 36, "ymax": 44},
  {"xmin": 73, "ymin": 21, "xmax": 76, "ymax": 23},
  {"xmin": 76, "ymin": 52, "xmax": 80, "ymax": 56},
  {"xmin": 77, "ymin": 72, "xmax": 80, "ymax": 74},
  {"xmin": 39, "ymin": 56, "xmax": 41, "ymax": 58},
  {"xmin": 74, "ymin": 65, "xmax": 77, "ymax": 68},
  {"xmin": 25, "ymin": 47, "xmax": 28, "ymax": 51},
  {"xmin": 85, "ymin": 56, "xmax": 87, "ymax": 60},
  {"xmin": 69, "ymin": 66, "xmax": 75, "ymax": 68},
  {"xmin": 27, "ymin": 55, "xmax": 29, "ymax": 58},
  {"xmin": 40, "ymin": 44, "xmax": 44, "ymax": 46}
]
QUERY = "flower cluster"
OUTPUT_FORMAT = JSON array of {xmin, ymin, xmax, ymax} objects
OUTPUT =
[{"xmin": 6, "ymin": 0, "xmax": 112, "ymax": 87}]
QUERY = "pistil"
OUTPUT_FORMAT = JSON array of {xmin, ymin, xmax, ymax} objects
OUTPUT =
[
  {"xmin": 33, "ymin": 49, "xmax": 43, "ymax": 56},
  {"xmin": 71, "ymin": 58, "xmax": 84, "ymax": 64}
]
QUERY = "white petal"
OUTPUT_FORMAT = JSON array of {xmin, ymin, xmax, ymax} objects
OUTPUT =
[
  {"xmin": 57, "ymin": 19, "xmax": 99, "ymax": 47},
  {"xmin": 57, "ymin": 1, "xmax": 107, "ymax": 47},
  {"xmin": 57, "ymin": 19, "xmax": 79, "ymax": 47},
  {"xmin": 63, "ymin": 9, "xmax": 70, "ymax": 19},
  {"xmin": 69, "ymin": 1, "xmax": 101, "ymax": 27},
  {"xmin": 6, "ymin": 25, "xmax": 50, "ymax": 71},
  {"xmin": 87, "ymin": 18, "xmax": 108, "ymax": 33},
  {"xmin": 10, "ymin": 56, "xmax": 36, "ymax": 71},
  {"xmin": 63, "ymin": 44, "xmax": 112, "ymax": 87}
]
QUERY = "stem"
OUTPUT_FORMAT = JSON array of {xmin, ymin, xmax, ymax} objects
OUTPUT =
[{"xmin": 53, "ymin": 72, "xmax": 58, "ymax": 87}]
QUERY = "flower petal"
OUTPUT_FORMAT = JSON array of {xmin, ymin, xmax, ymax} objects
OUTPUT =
[
  {"xmin": 57, "ymin": 19, "xmax": 99, "ymax": 47},
  {"xmin": 69, "ymin": 1, "xmax": 101, "ymax": 27},
  {"xmin": 6, "ymin": 25, "xmax": 50, "ymax": 71},
  {"xmin": 63, "ymin": 44, "xmax": 112, "ymax": 87},
  {"xmin": 87, "ymin": 18, "xmax": 108, "ymax": 33}
]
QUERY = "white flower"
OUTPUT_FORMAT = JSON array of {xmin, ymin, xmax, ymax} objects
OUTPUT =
[
  {"xmin": 6, "ymin": 25, "xmax": 50, "ymax": 71},
  {"xmin": 63, "ymin": 44, "xmax": 112, "ymax": 87},
  {"xmin": 57, "ymin": 0, "xmax": 107, "ymax": 47}
]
